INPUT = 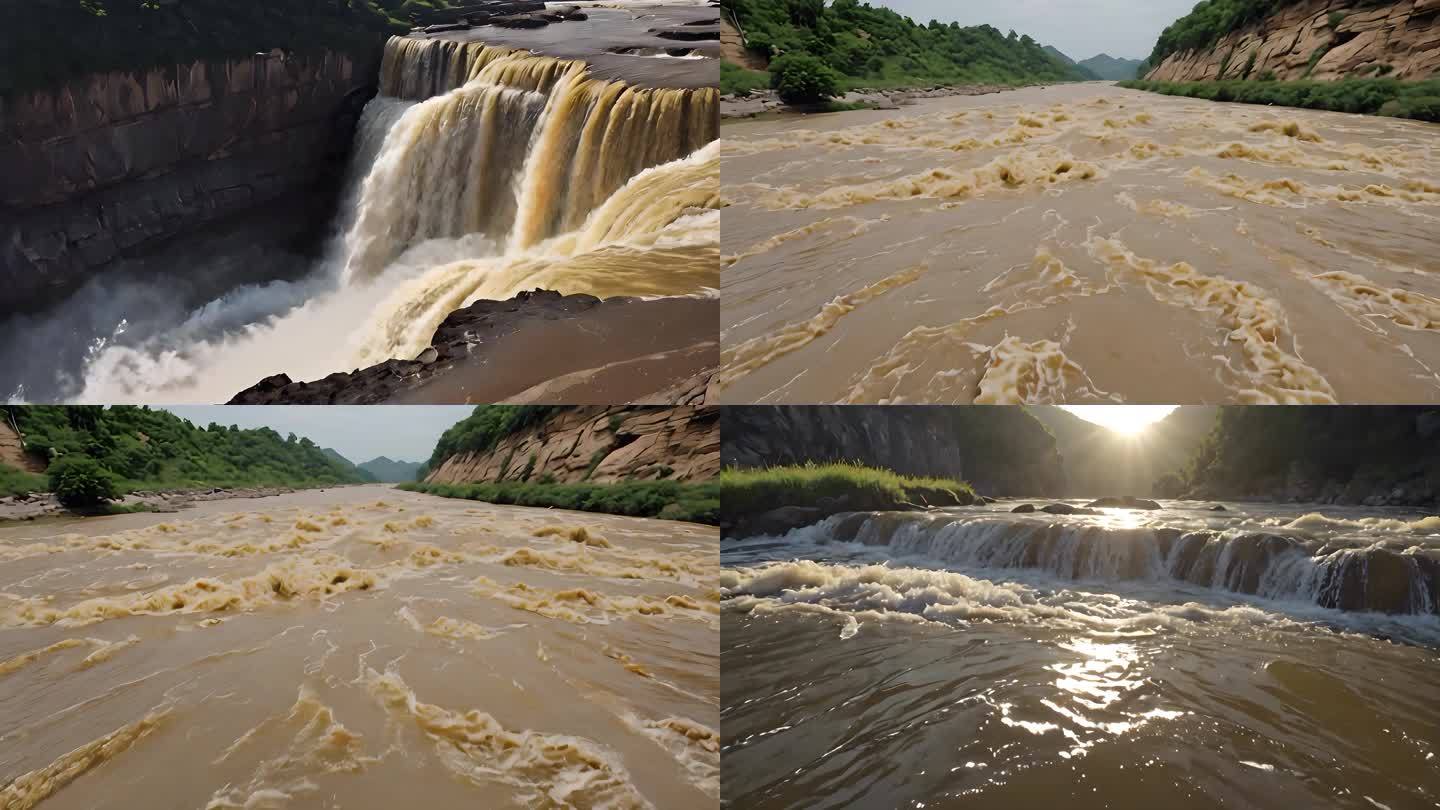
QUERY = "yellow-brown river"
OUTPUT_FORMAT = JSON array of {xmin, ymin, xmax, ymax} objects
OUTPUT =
[
  {"xmin": 719, "ymin": 84, "xmax": 1440, "ymax": 404},
  {"xmin": 0, "ymin": 485, "xmax": 718, "ymax": 809}
]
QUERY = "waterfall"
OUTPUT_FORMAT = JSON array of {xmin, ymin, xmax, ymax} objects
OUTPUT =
[{"xmin": 816, "ymin": 513, "xmax": 1440, "ymax": 615}]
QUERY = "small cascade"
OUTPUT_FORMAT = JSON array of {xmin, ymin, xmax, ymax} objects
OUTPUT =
[{"xmin": 820, "ymin": 513, "xmax": 1440, "ymax": 615}]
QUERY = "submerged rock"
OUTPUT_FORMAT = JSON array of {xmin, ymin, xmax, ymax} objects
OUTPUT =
[
  {"xmin": 1085, "ymin": 496, "xmax": 1162, "ymax": 510},
  {"xmin": 1040, "ymin": 503, "xmax": 1101, "ymax": 515}
]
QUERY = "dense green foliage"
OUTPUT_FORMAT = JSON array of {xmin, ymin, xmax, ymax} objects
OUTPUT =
[
  {"xmin": 1120, "ymin": 78, "xmax": 1440, "ymax": 121},
  {"xmin": 769, "ymin": 52, "xmax": 842, "ymax": 103},
  {"xmin": 0, "ymin": 464, "xmax": 49, "ymax": 498},
  {"xmin": 3, "ymin": 0, "xmax": 455, "ymax": 94},
  {"xmin": 6, "ymin": 406, "xmax": 368, "ymax": 493},
  {"xmin": 721, "ymin": 462, "xmax": 975, "ymax": 520},
  {"xmin": 48, "ymin": 456, "xmax": 120, "ymax": 508},
  {"xmin": 1143, "ymin": 0, "xmax": 1296, "ymax": 69},
  {"xmin": 1168, "ymin": 407, "xmax": 1440, "ymax": 496},
  {"xmin": 723, "ymin": 0, "xmax": 1085, "ymax": 92},
  {"xmin": 399, "ymin": 480, "xmax": 720, "ymax": 524},
  {"xmin": 424, "ymin": 407, "xmax": 561, "ymax": 474}
]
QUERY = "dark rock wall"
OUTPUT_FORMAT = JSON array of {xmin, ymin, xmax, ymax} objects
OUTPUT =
[
  {"xmin": 0, "ymin": 47, "xmax": 383, "ymax": 317},
  {"xmin": 720, "ymin": 406, "xmax": 1064, "ymax": 496}
]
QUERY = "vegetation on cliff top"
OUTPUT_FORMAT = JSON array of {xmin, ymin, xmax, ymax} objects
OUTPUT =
[
  {"xmin": 721, "ymin": 0, "xmax": 1086, "ymax": 97},
  {"xmin": 1142, "ymin": 0, "xmax": 1303, "ymax": 71},
  {"xmin": 424, "ymin": 406, "xmax": 562, "ymax": 474},
  {"xmin": 721, "ymin": 462, "xmax": 976, "ymax": 526},
  {"xmin": 1120, "ymin": 78, "xmax": 1440, "ymax": 121},
  {"xmin": 4, "ymin": 0, "xmax": 455, "ymax": 94},
  {"xmin": 3, "ymin": 405, "xmax": 367, "ymax": 497},
  {"xmin": 399, "ymin": 480, "xmax": 720, "ymax": 524},
  {"xmin": 1158, "ymin": 407, "xmax": 1440, "ymax": 499}
]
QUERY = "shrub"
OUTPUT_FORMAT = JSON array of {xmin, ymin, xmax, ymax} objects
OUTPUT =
[
  {"xmin": 769, "ymin": 52, "xmax": 842, "ymax": 104},
  {"xmin": 48, "ymin": 456, "xmax": 119, "ymax": 509}
]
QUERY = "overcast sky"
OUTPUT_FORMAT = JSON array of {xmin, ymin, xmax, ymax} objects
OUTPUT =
[
  {"xmin": 163, "ymin": 406, "xmax": 473, "ymax": 464},
  {"xmin": 864, "ymin": 0, "xmax": 1194, "ymax": 61}
]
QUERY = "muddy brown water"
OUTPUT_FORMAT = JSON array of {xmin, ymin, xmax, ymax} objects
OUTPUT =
[
  {"xmin": 719, "ymin": 84, "xmax": 1440, "ymax": 405},
  {"xmin": 721, "ymin": 502, "xmax": 1440, "ymax": 810},
  {"xmin": 0, "ymin": 485, "xmax": 717, "ymax": 809}
]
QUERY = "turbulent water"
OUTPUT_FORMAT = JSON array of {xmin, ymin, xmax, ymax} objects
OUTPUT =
[
  {"xmin": 722, "ymin": 500, "xmax": 1440, "ymax": 809},
  {"xmin": 12, "ymin": 33, "xmax": 718, "ymax": 403},
  {"xmin": 0, "ymin": 485, "xmax": 718, "ymax": 808},
  {"xmin": 719, "ymin": 84, "xmax": 1440, "ymax": 405}
]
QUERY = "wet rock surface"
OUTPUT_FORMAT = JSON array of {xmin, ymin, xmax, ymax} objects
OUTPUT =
[
  {"xmin": 229, "ymin": 290, "xmax": 718, "ymax": 405},
  {"xmin": 0, "ymin": 485, "xmax": 301, "ymax": 522}
]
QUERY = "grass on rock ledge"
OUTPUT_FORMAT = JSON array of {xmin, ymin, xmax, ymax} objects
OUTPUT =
[
  {"xmin": 1119, "ymin": 78, "xmax": 1440, "ymax": 122},
  {"xmin": 720, "ymin": 462, "xmax": 976, "ymax": 522},
  {"xmin": 398, "ymin": 480, "xmax": 720, "ymax": 525}
]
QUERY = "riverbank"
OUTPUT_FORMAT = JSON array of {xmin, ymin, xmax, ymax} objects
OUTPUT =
[
  {"xmin": 399, "ymin": 480, "xmax": 719, "ymax": 524},
  {"xmin": 0, "ymin": 484, "xmax": 334, "ymax": 523},
  {"xmin": 1119, "ymin": 77, "xmax": 1440, "ymax": 122},
  {"xmin": 721, "ymin": 84, "xmax": 1022, "ymax": 119}
]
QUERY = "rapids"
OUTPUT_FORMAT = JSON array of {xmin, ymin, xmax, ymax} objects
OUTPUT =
[
  {"xmin": 0, "ymin": 485, "xmax": 718, "ymax": 809},
  {"xmin": 721, "ymin": 499, "xmax": 1440, "ymax": 809},
  {"xmin": 719, "ymin": 84, "xmax": 1440, "ymax": 405}
]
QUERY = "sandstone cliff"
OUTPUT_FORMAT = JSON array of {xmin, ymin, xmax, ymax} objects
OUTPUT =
[
  {"xmin": 425, "ymin": 407, "xmax": 719, "ymax": 485},
  {"xmin": 1147, "ymin": 0, "xmax": 1440, "ymax": 81},
  {"xmin": 0, "ymin": 48, "xmax": 381, "ymax": 316},
  {"xmin": 720, "ymin": 406, "xmax": 1063, "ymax": 496}
]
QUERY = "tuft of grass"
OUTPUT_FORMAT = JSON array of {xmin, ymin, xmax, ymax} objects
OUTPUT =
[
  {"xmin": 721, "ymin": 62, "xmax": 771, "ymax": 96},
  {"xmin": 1118, "ymin": 77, "xmax": 1440, "ymax": 122},
  {"xmin": 0, "ymin": 464, "xmax": 48, "ymax": 499},
  {"xmin": 720, "ymin": 462, "xmax": 975, "ymax": 522},
  {"xmin": 398, "ymin": 480, "xmax": 719, "ymax": 525}
]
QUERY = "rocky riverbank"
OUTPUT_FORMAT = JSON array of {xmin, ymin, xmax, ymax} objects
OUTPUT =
[
  {"xmin": 721, "ymin": 84, "xmax": 1020, "ymax": 119},
  {"xmin": 0, "ymin": 485, "xmax": 311, "ymax": 522}
]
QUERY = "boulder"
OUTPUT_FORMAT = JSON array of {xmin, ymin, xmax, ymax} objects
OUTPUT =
[
  {"xmin": 1011, "ymin": 503, "xmax": 1037, "ymax": 513},
  {"xmin": 1041, "ymin": 503, "xmax": 1101, "ymax": 515},
  {"xmin": 1086, "ymin": 496, "xmax": 1162, "ymax": 510}
]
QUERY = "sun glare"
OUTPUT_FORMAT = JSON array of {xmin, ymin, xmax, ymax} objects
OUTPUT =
[{"xmin": 1060, "ymin": 406, "xmax": 1179, "ymax": 436}]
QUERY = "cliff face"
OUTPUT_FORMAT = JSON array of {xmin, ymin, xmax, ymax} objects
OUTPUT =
[
  {"xmin": 0, "ymin": 48, "xmax": 381, "ymax": 316},
  {"xmin": 721, "ymin": 406, "xmax": 1064, "ymax": 496},
  {"xmin": 1147, "ymin": 0, "xmax": 1440, "ymax": 81},
  {"xmin": 1027, "ymin": 406, "xmax": 1218, "ymax": 497},
  {"xmin": 426, "ymin": 407, "xmax": 719, "ymax": 485}
]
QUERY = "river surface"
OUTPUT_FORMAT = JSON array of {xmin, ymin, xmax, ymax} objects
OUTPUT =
[
  {"xmin": 721, "ymin": 500, "xmax": 1440, "ymax": 809},
  {"xmin": 719, "ymin": 84, "xmax": 1440, "ymax": 405},
  {"xmin": 0, "ymin": 485, "xmax": 718, "ymax": 809}
]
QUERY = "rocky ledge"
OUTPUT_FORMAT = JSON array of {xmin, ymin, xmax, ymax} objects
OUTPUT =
[
  {"xmin": 230, "ymin": 290, "xmax": 717, "ymax": 405},
  {"xmin": 0, "ymin": 485, "xmax": 299, "ymax": 522}
]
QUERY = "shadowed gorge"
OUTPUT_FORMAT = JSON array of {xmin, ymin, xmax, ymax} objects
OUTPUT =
[
  {"xmin": 2, "ymin": 3, "xmax": 720, "ymax": 405},
  {"xmin": 721, "ymin": 405, "xmax": 1440, "ymax": 810}
]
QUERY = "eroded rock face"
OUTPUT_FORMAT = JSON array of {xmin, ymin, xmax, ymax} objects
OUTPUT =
[
  {"xmin": 0, "ymin": 47, "xmax": 382, "ymax": 316},
  {"xmin": 425, "ymin": 406, "xmax": 719, "ymax": 485},
  {"xmin": 1146, "ymin": 0, "xmax": 1440, "ymax": 81}
]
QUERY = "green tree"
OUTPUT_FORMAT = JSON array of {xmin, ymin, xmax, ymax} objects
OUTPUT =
[
  {"xmin": 770, "ymin": 52, "xmax": 842, "ymax": 104},
  {"xmin": 49, "ymin": 456, "xmax": 119, "ymax": 509}
]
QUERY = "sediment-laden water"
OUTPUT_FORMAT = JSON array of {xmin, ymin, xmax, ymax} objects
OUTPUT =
[
  {"xmin": 719, "ymin": 84, "xmax": 1440, "ymax": 404},
  {"xmin": 722, "ymin": 500, "xmax": 1440, "ymax": 809},
  {"xmin": 9, "ymin": 16, "xmax": 719, "ymax": 403},
  {"xmin": 0, "ymin": 485, "xmax": 718, "ymax": 808}
]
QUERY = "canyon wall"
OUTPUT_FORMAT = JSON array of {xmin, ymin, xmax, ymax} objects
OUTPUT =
[
  {"xmin": 1146, "ymin": 0, "xmax": 1440, "ymax": 81},
  {"xmin": 720, "ymin": 406, "xmax": 1064, "ymax": 496},
  {"xmin": 426, "ymin": 407, "xmax": 719, "ymax": 485},
  {"xmin": 0, "ymin": 47, "xmax": 382, "ymax": 316}
]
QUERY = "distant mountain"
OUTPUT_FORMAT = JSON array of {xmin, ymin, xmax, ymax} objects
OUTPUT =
[
  {"xmin": 1077, "ymin": 53, "xmax": 1144, "ymax": 80},
  {"xmin": 322, "ymin": 448, "xmax": 378, "ymax": 483},
  {"xmin": 1026, "ymin": 406, "xmax": 1218, "ymax": 496},
  {"xmin": 359, "ymin": 456, "xmax": 424, "ymax": 483},
  {"xmin": 1044, "ymin": 46, "xmax": 1102, "ymax": 79}
]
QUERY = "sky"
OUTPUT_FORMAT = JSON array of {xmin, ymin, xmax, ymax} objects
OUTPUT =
[
  {"xmin": 863, "ymin": 0, "xmax": 1196, "ymax": 61},
  {"xmin": 1061, "ymin": 405, "xmax": 1179, "ymax": 435},
  {"xmin": 162, "ymin": 406, "xmax": 474, "ymax": 463}
]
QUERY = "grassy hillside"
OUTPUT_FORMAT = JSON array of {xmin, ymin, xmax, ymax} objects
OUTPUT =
[
  {"xmin": 720, "ymin": 462, "xmax": 977, "ymax": 535},
  {"xmin": 3, "ymin": 0, "xmax": 457, "ymax": 94},
  {"xmin": 360, "ymin": 457, "xmax": 424, "ymax": 483},
  {"xmin": 323, "ymin": 448, "xmax": 380, "ymax": 483},
  {"xmin": 1119, "ymin": 78, "xmax": 1440, "ymax": 121},
  {"xmin": 423, "ymin": 406, "xmax": 561, "ymax": 475},
  {"xmin": 721, "ymin": 0, "xmax": 1086, "ymax": 94},
  {"xmin": 4, "ymin": 405, "xmax": 368, "ymax": 497}
]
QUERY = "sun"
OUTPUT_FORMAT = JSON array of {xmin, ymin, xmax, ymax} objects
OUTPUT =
[{"xmin": 1060, "ymin": 405, "xmax": 1179, "ymax": 436}]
